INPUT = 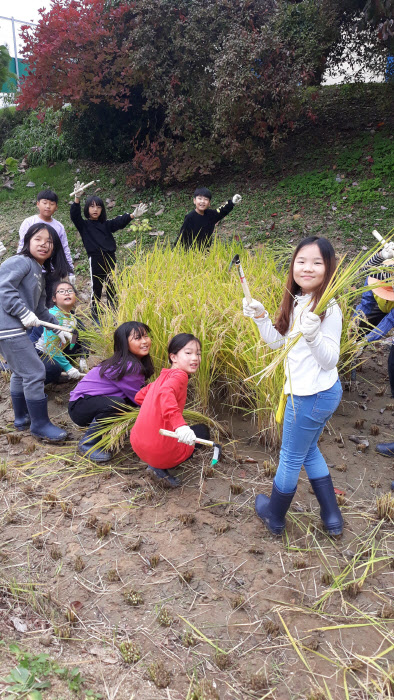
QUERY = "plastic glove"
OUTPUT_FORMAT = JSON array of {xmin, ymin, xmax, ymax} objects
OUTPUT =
[
  {"xmin": 232, "ymin": 194, "xmax": 242, "ymax": 205},
  {"xmin": 242, "ymin": 297, "xmax": 266, "ymax": 319},
  {"xmin": 68, "ymin": 273, "xmax": 76, "ymax": 286},
  {"xmin": 381, "ymin": 242, "xmax": 394, "ymax": 260},
  {"xmin": 66, "ymin": 367, "xmax": 83, "ymax": 380},
  {"xmin": 73, "ymin": 180, "xmax": 85, "ymax": 199},
  {"xmin": 58, "ymin": 330, "xmax": 73, "ymax": 345},
  {"xmin": 20, "ymin": 311, "xmax": 41, "ymax": 328},
  {"xmin": 175, "ymin": 424, "xmax": 196, "ymax": 446},
  {"xmin": 132, "ymin": 203, "xmax": 148, "ymax": 218},
  {"xmin": 0, "ymin": 241, "xmax": 6, "ymax": 257},
  {"xmin": 79, "ymin": 358, "xmax": 88, "ymax": 373},
  {"xmin": 299, "ymin": 311, "xmax": 321, "ymax": 343}
]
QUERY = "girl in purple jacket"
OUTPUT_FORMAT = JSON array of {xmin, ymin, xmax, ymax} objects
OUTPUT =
[{"xmin": 68, "ymin": 321, "xmax": 154, "ymax": 462}]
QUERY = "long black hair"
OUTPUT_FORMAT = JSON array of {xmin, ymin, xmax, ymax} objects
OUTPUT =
[
  {"xmin": 84, "ymin": 195, "xmax": 107, "ymax": 223},
  {"xmin": 99, "ymin": 321, "xmax": 154, "ymax": 381},
  {"xmin": 19, "ymin": 223, "xmax": 71, "ymax": 278},
  {"xmin": 168, "ymin": 333, "xmax": 201, "ymax": 364},
  {"xmin": 275, "ymin": 236, "xmax": 337, "ymax": 336}
]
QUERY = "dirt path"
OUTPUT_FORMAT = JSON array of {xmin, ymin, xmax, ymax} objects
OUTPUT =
[{"xmin": 0, "ymin": 348, "xmax": 393, "ymax": 699}]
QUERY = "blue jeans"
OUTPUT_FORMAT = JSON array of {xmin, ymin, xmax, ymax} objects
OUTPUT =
[{"xmin": 275, "ymin": 379, "xmax": 343, "ymax": 493}]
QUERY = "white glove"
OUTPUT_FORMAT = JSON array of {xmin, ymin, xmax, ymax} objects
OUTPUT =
[
  {"xmin": 73, "ymin": 181, "xmax": 85, "ymax": 199},
  {"xmin": 381, "ymin": 242, "xmax": 394, "ymax": 260},
  {"xmin": 242, "ymin": 297, "xmax": 266, "ymax": 319},
  {"xmin": 79, "ymin": 358, "xmax": 88, "ymax": 373},
  {"xmin": 0, "ymin": 241, "xmax": 6, "ymax": 257},
  {"xmin": 20, "ymin": 311, "xmax": 41, "ymax": 328},
  {"xmin": 68, "ymin": 273, "xmax": 76, "ymax": 286},
  {"xmin": 175, "ymin": 425, "xmax": 196, "ymax": 446},
  {"xmin": 232, "ymin": 194, "xmax": 242, "ymax": 205},
  {"xmin": 58, "ymin": 330, "xmax": 73, "ymax": 345},
  {"xmin": 132, "ymin": 203, "xmax": 148, "ymax": 219},
  {"xmin": 66, "ymin": 367, "xmax": 83, "ymax": 380},
  {"xmin": 299, "ymin": 311, "xmax": 321, "ymax": 343}
]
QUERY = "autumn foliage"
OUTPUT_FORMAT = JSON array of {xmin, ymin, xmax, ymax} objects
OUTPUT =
[{"xmin": 17, "ymin": 0, "xmax": 392, "ymax": 182}]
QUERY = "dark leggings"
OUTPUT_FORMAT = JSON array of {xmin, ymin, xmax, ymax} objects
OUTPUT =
[
  {"xmin": 389, "ymin": 345, "xmax": 394, "ymax": 398},
  {"xmin": 68, "ymin": 394, "xmax": 131, "ymax": 427},
  {"xmin": 190, "ymin": 423, "xmax": 210, "ymax": 448}
]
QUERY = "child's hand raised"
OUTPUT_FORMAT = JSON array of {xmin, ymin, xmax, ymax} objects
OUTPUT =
[
  {"xmin": 132, "ymin": 203, "xmax": 148, "ymax": 219},
  {"xmin": 0, "ymin": 241, "xmax": 6, "ymax": 257},
  {"xmin": 232, "ymin": 194, "xmax": 242, "ymax": 205}
]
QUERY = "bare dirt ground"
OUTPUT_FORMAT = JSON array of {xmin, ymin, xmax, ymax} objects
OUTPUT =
[{"xmin": 0, "ymin": 345, "xmax": 393, "ymax": 700}]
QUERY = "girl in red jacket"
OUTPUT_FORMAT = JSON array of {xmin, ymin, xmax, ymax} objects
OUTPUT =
[{"xmin": 130, "ymin": 333, "xmax": 210, "ymax": 487}]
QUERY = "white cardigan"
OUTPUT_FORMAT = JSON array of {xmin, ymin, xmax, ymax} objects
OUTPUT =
[{"xmin": 254, "ymin": 293, "xmax": 342, "ymax": 396}]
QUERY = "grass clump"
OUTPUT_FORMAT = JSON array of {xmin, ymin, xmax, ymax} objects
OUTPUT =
[
  {"xmin": 213, "ymin": 651, "xmax": 232, "ymax": 670},
  {"xmin": 119, "ymin": 640, "xmax": 141, "ymax": 664},
  {"xmin": 157, "ymin": 607, "xmax": 173, "ymax": 627},
  {"xmin": 190, "ymin": 678, "xmax": 220, "ymax": 700},
  {"xmin": 376, "ymin": 493, "xmax": 394, "ymax": 520},
  {"xmin": 147, "ymin": 660, "xmax": 171, "ymax": 688},
  {"xmin": 123, "ymin": 589, "xmax": 144, "ymax": 606}
]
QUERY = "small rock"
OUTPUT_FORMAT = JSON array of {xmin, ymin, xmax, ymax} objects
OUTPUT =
[
  {"xmin": 67, "ymin": 158, "xmax": 74, "ymax": 164},
  {"xmin": 40, "ymin": 634, "xmax": 52, "ymax": 647},
  {"xmin": 26, "ymin": 181, "xmax": 36, "ymax": 187},
  {"xmin": 110, "ymin": 178, "xmax": 116, "ymax": 185}
]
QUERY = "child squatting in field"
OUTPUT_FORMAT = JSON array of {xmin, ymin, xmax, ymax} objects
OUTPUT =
[
  {"xmin": 70, "ymin": 181, "xmax": 148, "ymax": 321},
  {"xmin": 30, "ymin": 279, "xmax": 89, "ymax": 385},
  {"xmin": 130, "ymin": 333, "xmax": 210, "ymax": 488},
  {"xmin": 0, "ymin": 223, "xmax": 73, "ymax": 442},
  {"xmin": 68, "ymin": 321, "xmax": 154, "ymax": 463},
  {"xmin": 175, "ymin": 187, "xmax": 242, "ymax": 249},
  {"xmin": 243, "ymin": 236, "xmax": 344, "ymax": 536}
]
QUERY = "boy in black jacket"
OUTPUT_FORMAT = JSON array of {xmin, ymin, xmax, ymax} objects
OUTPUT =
[
  {"xmin": 70, "ymin": 182, "xmax": 147, "ymax": 319},
  {"xmin": 176, "ymin": 187, "xmax": 242, "ymax": 249}
]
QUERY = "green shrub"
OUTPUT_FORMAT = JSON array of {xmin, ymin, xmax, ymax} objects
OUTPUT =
[
  {"xmin": 2, "ymin": 109, "xmax": 73, "ymax": 165},
  {"xmin": 0, "ymin": 106, "xmax": 25, "ymax": 148}
]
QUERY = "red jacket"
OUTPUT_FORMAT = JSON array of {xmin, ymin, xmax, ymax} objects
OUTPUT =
[{"xmin": 130, "ymin": 368, "xmax": 194, "ymax": 469}]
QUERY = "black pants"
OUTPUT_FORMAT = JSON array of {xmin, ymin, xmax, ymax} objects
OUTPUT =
[
  {"xmin": 89, "ymin": 251, "xmax": 116, "ymax": 312},
  {"xmin": 389, "ymin": 345, "xmax": 394, "ymax": 398},
  {"xmin": 68, "ymin": 394, "xmax": 131, "ymax": 427}
]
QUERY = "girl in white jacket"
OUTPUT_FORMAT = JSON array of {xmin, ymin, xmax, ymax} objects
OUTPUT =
[{"xmin": 243, "ymin": 236, "xmax": 343, "ymax": 536}]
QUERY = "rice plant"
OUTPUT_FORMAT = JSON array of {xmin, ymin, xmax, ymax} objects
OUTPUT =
[{"xmin": 81, "ymin": 238, "xmax": 364, "ymax": 449}]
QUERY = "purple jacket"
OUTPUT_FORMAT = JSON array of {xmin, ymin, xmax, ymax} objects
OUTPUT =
[{"xmin": 69, "ymin": 364, "xmax": 145, "ymax": 403}]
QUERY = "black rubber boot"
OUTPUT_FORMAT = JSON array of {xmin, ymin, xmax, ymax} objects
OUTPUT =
[
  {"xmin": 255, "ymin": 481, "xmax": 296, "ymax": 535},
  {"xmin": 375, "ymin": 442, "xmax": 394, "ymax": 457},
  {"xmin": 309, "ymin": 475, "xmax": 343, "ymax": 536},
  {"xmin": 78, "ymin": 419, "xmax": 111, "ymax": 462},
  {"xmin": 10, "ymin": 393, "xmax": 31, "ymax": 431},
  {"xmin": 26, "ymin": 396, "xmax": 67, "ymax": 442}
]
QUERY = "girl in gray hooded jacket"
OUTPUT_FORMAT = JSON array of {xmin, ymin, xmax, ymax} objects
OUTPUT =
[{"xmin": 0, "ymin": 223, "xmax": 72, "ymax": 442}]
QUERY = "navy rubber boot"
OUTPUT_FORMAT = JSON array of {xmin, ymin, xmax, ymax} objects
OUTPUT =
[
  {"xmin": 375, "ymin": 442, "xmax": 394, "ymax": 457},
  {"xmin": 255, "ymin": 481, "xmax": 296, "ymax": 535},
  {"xmin": 309, "ymin": 475, "xmax": 343, "ymax": 536},
  {"xmin": 78, "ymin": 419, "xmax": 111, "ymax": 462},
  {"xmin": 26, "ymin": 396, "xmax": 67, "ymax": 442},
  {"xmin": 10, "ymin": 393, "xmax": 31, "ymax": 431},
  {"xmin": 146, "ymin": 466, "xmax": 181, "ymax": 488}
]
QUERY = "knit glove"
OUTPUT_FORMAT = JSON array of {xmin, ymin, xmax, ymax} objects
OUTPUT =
[
  {"xmin": 232, "ymin": 194, "xmax": 242, "ymax": 205},
  {"xmin": 243, "ymin": 298, "xmax": 266, "ymax": 318},
  {"xmin": 0, "ymin": 241, "xmax": 6, "ymax": 257},
  {"xmin": 79, "ymin": 358, "xmax": 88, "ymax": 373},
  {"xmin": 73, "ymin": 181, "xmax": 85, "ymax": 199},
  {"xmin": 381, "ymin": 242, "xmax": 394, "ymax": 260},
  {"xmin": 58, "ymin": 329, "xmax": 73, "ymax": 345},
  {"xmin": 299, "ymin": 311, "xmax": 321, "ymax": 343},
  {"xmin": 175, "ymin": 425, "xmax": 196, "ymax": 446},
  {"xmin": 68, "ymin": 273, "xmax": 76, "ymax": 286},
  {"xmin": 66, "ymin": 367, "xmax": 83, "ymax": 380},
  {"xmin": 20, "ymin": 311, "xmax": 41, "ymax": 328},
  {"xmin": 132, "ymin": 203, "xmax": 148, "ymax": 218}
]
